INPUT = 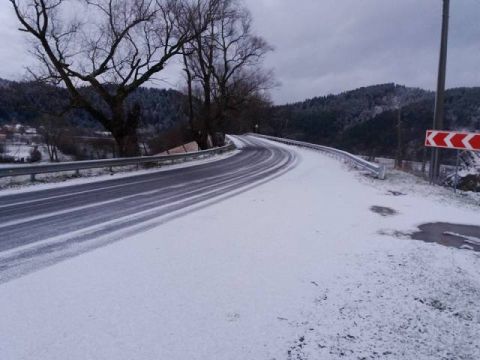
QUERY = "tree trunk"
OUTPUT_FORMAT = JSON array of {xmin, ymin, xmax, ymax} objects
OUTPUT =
[
  {"xmin": 210, "ymin": 131, "xmax": 225, "ymax": 147},
  {"xmin": 182, "ymin": 51, "xmax": 209, "ymax": 151},
  {"xmin": 193, "ymin": 130, "xmax": 209, "ymax": 150},
  {"xmin": 52, "ymin": 146, "xmax": 58, "ymax": 162},
  {"xmin": 46, "ymin": 143, "xmax": 54, "ymax": 162},
  {"xmin": 110, "ymin": 102, "xmax": 140, "ymax": 157},
  {"xmin": 113, "ymin": 128, "xmax": 139, "ymax": 157},
  {"xmin": 210, "ymin": 110, "xmax": 226, "ymax": 147}
]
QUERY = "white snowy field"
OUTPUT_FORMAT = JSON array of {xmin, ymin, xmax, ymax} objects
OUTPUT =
[
  {"xmin": 0, "ymin": 143, "xmax": 479, "ymax": 360},
  {"xmin": 3, "ymin": 143, "xmax": 74, "ymax": 163}
]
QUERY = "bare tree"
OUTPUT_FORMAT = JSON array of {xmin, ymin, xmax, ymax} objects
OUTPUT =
[
  {"xmin": 37, "ymin": 114, "xmax": 66, "ymax": 161},
  {"xmin": 181, "ymin": 5, "xmax": 217, "ymax": 149},
  {"xmin": 182, "ymin": 45, "xmax": 210, "ymax": 149},
  {"xmin": 182, "ymin": 0, "xmax": 273, "ymax": 148},
  {"xmin": 10, "ymin": 0, "xmax": 219, "ymax": 156},
  {"xmin": 210, "ymin": 2, "xmax": 272, "ymax": 144}
]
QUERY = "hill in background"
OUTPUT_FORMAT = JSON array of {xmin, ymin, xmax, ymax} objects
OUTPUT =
[
  {"xmin": 1, "ymin": 79, "xmax": 479, "ymax": 163},
  {"xmin": 0, "ymin": 78, "xmax": 187, "ymax": 133},
  {"xmin": 263, "ymin": 83, "xmax": 480, "ymax": 163}
]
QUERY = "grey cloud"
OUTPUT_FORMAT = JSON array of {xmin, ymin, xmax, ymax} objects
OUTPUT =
[
  {"xmin": 245, "ymin": 0, "xmax": 480, "ymax": 103},
  {"xmin": 1, "ymin": 0, "xmax": 479, "ymax": 104},
  {"xmin": 0, "ymin": 3, "xmax": 32, "ymax": 79}
]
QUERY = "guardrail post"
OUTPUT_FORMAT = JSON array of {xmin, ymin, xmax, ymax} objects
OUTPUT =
[
  {"xmin": 75, "ymin": 169, "xmax": 80, "ymax": 177},
  {"xmin": 30, "ymin": 173, "xmax": 36, "ymax": 182},
  {"xmin": 378, "ymin": 165, "xmax": 386, "ymax": 180}
]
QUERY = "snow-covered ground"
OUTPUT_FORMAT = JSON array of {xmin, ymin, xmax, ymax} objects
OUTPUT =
[
  {"xmin": 0, "ymin": 143, "xmax": 479, "ymax": 360},
  {"xmin": 3, "ymin": 143, "xmax": 74, "ymax": 162},
  {"xmin": 4, "ymin": 143, "xmax": 34, "ymax": 160}
]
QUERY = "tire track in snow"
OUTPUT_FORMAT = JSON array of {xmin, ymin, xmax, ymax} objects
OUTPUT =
[{"xmin": 0, "ymin": 136, "xmax": 297, "ymax": 282}]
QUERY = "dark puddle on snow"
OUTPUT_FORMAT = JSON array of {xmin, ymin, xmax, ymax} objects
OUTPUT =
[
  {"xmin": 370, "ymin": 206, "xmax": 398, "ymax": 217},
  {"xmin": 387, "ymin": 190, "xmax": 406, "ymax": 196},
  {"xmin": 411, "ymin": 223, "xmax": 480, "ymax": 252}
]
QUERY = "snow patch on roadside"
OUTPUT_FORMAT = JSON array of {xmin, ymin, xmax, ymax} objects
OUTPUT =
[{"xmin": 362, "ymin": 168, "xmax": 480, "ymax": 209}]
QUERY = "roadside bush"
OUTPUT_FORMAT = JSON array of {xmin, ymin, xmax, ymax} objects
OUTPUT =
[
  {"xmin": 458, "ymin": 174, "xmax": 480, "ymax": 192},
  {"xmin": 29, "ymin": 146, "xmax": 42, "ymax": 163}
]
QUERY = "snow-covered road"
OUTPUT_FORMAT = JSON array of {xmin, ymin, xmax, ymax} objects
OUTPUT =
[
  {"xmin": 0, "ymin": 137, "xmax": 479, "ymax": 360},
  {"xmin": 0, "ymin": 136, "xmax": 295, "ymax": 282}
]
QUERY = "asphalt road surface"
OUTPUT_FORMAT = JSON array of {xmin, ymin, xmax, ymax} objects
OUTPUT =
[{"xmin": 0, "ymin": 136, "xmax": 297, "ymax": 283}]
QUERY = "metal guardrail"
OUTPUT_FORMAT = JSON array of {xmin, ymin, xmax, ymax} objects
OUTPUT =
[
  {"xmin": 250, "ymin": 134, "xmax": 386, "ymax": 180},
  {"xmin": 0, "ymin": 142, "xmax": 236, "ymax": 181}
]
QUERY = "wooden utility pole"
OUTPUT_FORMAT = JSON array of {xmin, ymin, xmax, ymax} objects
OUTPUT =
[{"xmin": 430, "ymin": 0, "xmax": 450, "ymax": 183}]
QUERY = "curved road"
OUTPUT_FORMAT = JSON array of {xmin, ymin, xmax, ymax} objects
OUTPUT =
[{"xmin": 0, "ymin": 135, "xmax": 297, "ymax": 282}]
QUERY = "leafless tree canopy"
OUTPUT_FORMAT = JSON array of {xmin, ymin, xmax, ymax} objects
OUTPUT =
[
  {"xmin": 10, "ymin": 0, "xmax": 219, "ymax": 156},
  {"xmin": 182, "ymin": 0, "xmax": 274, "ymax": 148}
]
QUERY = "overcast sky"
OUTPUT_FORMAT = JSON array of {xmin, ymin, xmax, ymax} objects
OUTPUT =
[{"xmin": 1, "ymin": 0, "xmax": 480, "ymax": 104}]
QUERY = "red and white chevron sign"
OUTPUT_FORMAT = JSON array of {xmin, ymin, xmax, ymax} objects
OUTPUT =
[{"xmin": 425, "ymin": 130, "xmax": 480, "ymax": 151}]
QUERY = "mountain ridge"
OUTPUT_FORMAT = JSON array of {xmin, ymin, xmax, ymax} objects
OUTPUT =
[
  {"xmin": 264, "ymin": 83, "xmax": 480, "ymax": 162},
  {"xmin": 1, "ymin": 78, "xmax": 479, "ymax": 163}
]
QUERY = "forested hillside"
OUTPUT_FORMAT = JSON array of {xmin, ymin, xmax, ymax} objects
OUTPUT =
[
  {"xmin": 263, "ymin": 83, "xmax": 480, "ymax": 162},
  {"xmin": 0, "ymin": 78, "xmax": 187, "ymax": 132},
  {"xmin": 2, "ymin": 79, "xmax": 480, "ymax": 164}
]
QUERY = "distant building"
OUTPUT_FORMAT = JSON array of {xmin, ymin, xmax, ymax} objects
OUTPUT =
[
  {"xmin": 24, "ymin": 127, "xmax": 38, "ymax": 135},
  {"xmin": 94, "ymin": 131, "xmax": 113, "ymax": 137},
  {"xmin": 3, "ymin": 124, "xmax": 15, "ymax": 132}
]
